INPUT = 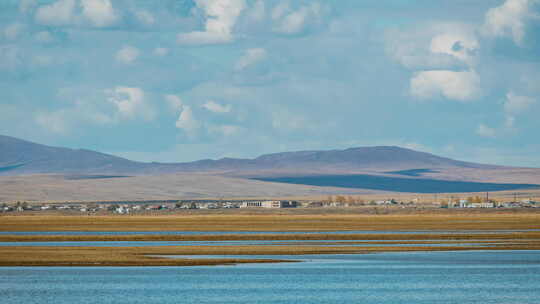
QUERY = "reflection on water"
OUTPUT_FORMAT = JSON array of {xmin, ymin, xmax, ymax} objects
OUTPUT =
[{"xmin": 1, "ymin": 250, "xmax": 539, "ymax": 304}]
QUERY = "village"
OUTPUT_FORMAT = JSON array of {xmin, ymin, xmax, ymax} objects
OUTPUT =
[{"xmin": 0, "ymin": 195, "xmax": 538, "ymax": 214}]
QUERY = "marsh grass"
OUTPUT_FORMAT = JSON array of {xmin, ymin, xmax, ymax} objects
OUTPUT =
[
  {"xmin": 2, "ymin": 213, "xmax": 540, "ymax": 231},
  {"xmin": 2, "ymin": 212, "xmax": 540, "ymax": 266}
]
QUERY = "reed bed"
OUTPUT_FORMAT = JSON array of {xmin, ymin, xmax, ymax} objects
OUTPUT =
[
  {"xmin": 2, "ymin": 241, "xmax": 540, "ymax": 267},
  {"xmin": 2, "ymin": 213, "xmax": 540, "ymax": 231},
  {"xmin": 2, "ymin": 231, "xmax": 540, "ymax": 242}
]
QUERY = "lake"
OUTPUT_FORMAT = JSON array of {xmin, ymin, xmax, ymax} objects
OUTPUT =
[
  {"xmin": 1, "ymin": 250, "xmax": 539, "ymax": 303},
  {"xmin": 255, "ymin": 174, "xmax": 540, "ymax": 193}
]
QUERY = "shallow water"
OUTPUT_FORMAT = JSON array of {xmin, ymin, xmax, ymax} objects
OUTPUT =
[{"xmin": 1, "ymin": 250, "xmax": 539, "ymax": 304}]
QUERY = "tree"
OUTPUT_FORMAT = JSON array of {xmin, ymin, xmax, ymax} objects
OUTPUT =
[{"xmin": 335, "ymin": 195, "xmax": 346, "ymax": 203}]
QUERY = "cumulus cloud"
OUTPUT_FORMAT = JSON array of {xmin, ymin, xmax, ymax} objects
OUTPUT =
[
  {"xmin": 164, "ymin": 94, "xmax": 183, "ymax": 113},
  {"xmin": 504, "ymin": 91, "xmax": 536, "ymax": 114},
  {"xmin": 34, "ymin": 0, "xmax": 119, "ymax": 28},
  {"xmin": 115, "ymin": 45, "xmax": 140, "ymax": 64},
  {"xmin": 429, "ymin": 32, "xmax": 479, "ymax": 65},
  {"xmin": 410, "ymin": 70, "xmax": 481, "ymax": 102},
  {"xmin": 476, "ymin": 123, "xmax": 497, "ymax": 138},
  {"xmin": 106, "ymin": 86, "xmax": 154, "ymax": 121},
  {"xmin": 235, "ymin": 48, "xmax": 267, "ymax": 70},
  {"xmin": 177, "ymin": 0, "xmax": 246, "ymax": 45},
  {"xmin": 273, "ymin": 2, "xmax": 321, "ymax": 34},
  {"xmin": 202, "ymin": 100, "xmax": 232, "ymax": 113},
  {"xmin": 482, "ymin": 0, "xmax": 537, "ymax": 45},
  {"xmin": 175, "ymin": 106, "xmax": 200, "ymax": 132},
  {"xmin": 35, "ymin": 0, "xmax": 76, "ymax": 26},
  {"xmin": 80, "ymin": 0, "xmax": 118, "ymax": 27},
  {"xmin": 386, "ymin": 23, "xmax": 478, "ymax": 70}
]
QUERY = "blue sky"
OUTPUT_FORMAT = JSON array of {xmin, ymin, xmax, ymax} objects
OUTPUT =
[{"xmin": 1, "ymin": 0, "xmax": 539, "ymax": 166}]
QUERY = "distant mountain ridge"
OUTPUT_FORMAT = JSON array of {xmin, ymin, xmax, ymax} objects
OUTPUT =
[{"xmin": 0, "ymin": 135, "xmax": 497, "ymax": 176}]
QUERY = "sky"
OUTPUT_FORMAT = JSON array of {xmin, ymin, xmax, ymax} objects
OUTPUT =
[{"xmin": 1, "ymin": 0, "xmax": 539, "ymax": 167}]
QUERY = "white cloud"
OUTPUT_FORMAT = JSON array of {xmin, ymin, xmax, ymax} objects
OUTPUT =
[
  {"xmin": 153, "ymin": 47, "xmax": 169, "ymax": 56},
  {"xmin": 115, "ymin": 45, "xmax": 140, "ymax": 64},
  {"xmin": 106, "ymin": 86, "xmax": 154, "ymax": 121},
  {"xmin": 482, "ymin": 0, "xmax": 536, "ymax": 45},
  {"xmin": 202, "ymin": 100, "xmax": 232, "ymax": 113},
  {"xmin": 80, "ymin": 0, "xmax": 118, "ymax": 27},
  {"xmin": 34, "ymin": 0, "xmax": 118, "ymax": 28},
  {"xmin": 504, "ymin": 91, "xmax": 536, "ymax": 114},
  {"xmin": 235, "ymin": 48, "xmax": 267, "ymax": 70},
  {"xmin": 274, "ymin": 3, "xmax": 321, "ymax": 34},
  {"xmin": 410, "ymin": 70, "xmax": 481, "ymax": 102},
  {"xmin": 177, "ymin": 0, "xmax": 246, "ymax": 45},
  {"xmin": 35, "ymin": 0, "xmax": 76, "ymax": 26},
  {"xmin": 164, "ymin": 95, "xmax": 183, "ymax": 113},
  {"xmin": 429, "ymin": 32, "xmax": 479, "ymax": 64},
  {"xmin": 476, "ymin": 124, "xmax": 497, "ymax": 138},
  {"xmin": 386, "ymin": 23, "xmax": 478, "ymax": 70},
  {"xmin": 176, "ymin": 106, "xmax": 200, "ymax": 132},
  {"xmin": 135, "ymin": 10, "xmax": 155, "ymax": 26}
]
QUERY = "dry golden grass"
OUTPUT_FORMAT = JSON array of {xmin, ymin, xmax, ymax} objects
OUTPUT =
[
  {"xmin": 0, "ymin": 246, "xmax": 294, "ymax": 267},
  {"xmin": 2, "ymin": 231, "xmax": 540, "ymax": 242},
  {"xmin": 2, "ymin": 212, "xmax": 540, "ymax": 231},
  {"xmin": 2, "ymin": 212, "xmax": 540, "ymax": 266},
  {"xmin": 2, "ymin": 240, "xmax": 540, "ymax": 267}
]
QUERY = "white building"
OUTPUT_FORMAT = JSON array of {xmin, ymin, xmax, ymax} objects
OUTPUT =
[{"xmin": 240, "ymin": 201, "xmax": 297, "ymax": 208}]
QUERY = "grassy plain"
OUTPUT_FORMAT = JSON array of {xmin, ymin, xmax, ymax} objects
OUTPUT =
[
  {"xmin": 2, "ymin": 211, "xmax": 540, "ymax": 231},
  {"xmin": 2, "ymin": 211, "xmax": 540, "ymax": 266},
  {"xmin": 2, "ymin": 241, "xmax": 540, "ymax": 267}
]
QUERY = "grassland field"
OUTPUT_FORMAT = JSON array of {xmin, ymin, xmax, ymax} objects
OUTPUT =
[{"xmin": 2, "ymin": 210, "xmax": 540, "ymax": 266}]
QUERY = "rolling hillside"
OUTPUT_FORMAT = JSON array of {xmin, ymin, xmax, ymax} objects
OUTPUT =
[{"xmin": 0, "ymin": 135, "xmax": 496, "ymax": 176}]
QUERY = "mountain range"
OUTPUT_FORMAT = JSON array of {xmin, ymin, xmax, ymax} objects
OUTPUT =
[
  {"xmin": 0, "ymin": 134, "xmax": 496, "ymax": 176},
  {"xmin": 1, "ymin": 135, "xmax": 539, "ymax": 200}
]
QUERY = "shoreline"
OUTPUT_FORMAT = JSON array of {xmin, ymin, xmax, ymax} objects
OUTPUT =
[
  {"xmin": 1, "ymin": 244, "xmax": 540, "ymax": 267},
  {"xmin": 2, "ymin": 212, "xmax": 540, "ymax": 267}
]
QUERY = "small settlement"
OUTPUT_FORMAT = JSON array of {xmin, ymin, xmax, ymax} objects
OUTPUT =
[{"xmin": 0, "ymin": 196, "xmax": 539, "ymax": 214}]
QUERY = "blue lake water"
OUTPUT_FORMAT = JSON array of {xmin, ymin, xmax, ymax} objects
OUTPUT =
[
  {"xmin": 255, "ymin": 174, "xmax": 540, "ymax": 193},
  {"xmin": 1, "ymin": 250, "xmax": 539, "ymax": 304}
]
